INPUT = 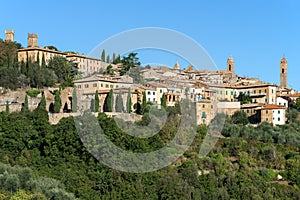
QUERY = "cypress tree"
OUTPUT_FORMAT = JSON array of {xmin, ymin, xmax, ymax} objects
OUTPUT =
[
  {"xmin": 53, "ymin": 90, "xmax": 61, "ymax": 113},
  {"xmin": 21, "ymin": 60, "xmax": 26, "ymax": 75},
  {"xmin": 38, "ymin": 93, "xmax": 46, "ymax": 110},
  {"xmin": 126, "ymin": 88, "xmax": 132, "ymax": 113},
  {"xmin": 115, "ymin": 92, "xmax": 123, "ymax": 113},
  {"xmin": 106, "ymin": 55, "xmax": 110, "ymax": 63},
  {"xmin": 101, "ymin": 49, "xmax": 105, "ymax": 61},
  {"xmin": 5, "ymin": 101, "xmax": 9, "ymax": 113},
  {"xmin": 161, "ymin": 93, "xmax": 167, "ymax": 109},
  {"xmin": 41, "ymin": 53, "xmax": 46, "ymax": 68},
  {"xmin": 72, "ymin": 86, "xmax": 77, "ymax": 112},
  {"xmin": 141, "ymin": 91, "xmax": 147, "ymax": 114},
  {"xmin": 94, "ymin": 90, "xmax": 99, "ymax": 112},
  {"xmin": 104, "ymin": 89, "xmax": 114, "ymax": 112},
  {"xmin": 22, "ymin": 95, "xmax": 29, "ymax": 112}
]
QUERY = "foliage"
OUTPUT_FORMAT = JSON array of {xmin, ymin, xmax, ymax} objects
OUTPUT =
[
  {"xmin": 0, "ymin": 98, "xmax": 299, "ymax": 199},
  {"xmin": 94, "ymin": 90, "xmax": 99, "ymax": 112},
  {"xmin": 37, "ymin": 93, "xmax": 47, "ymax": 111},
  {"xmin": 293, "ymin": 98, "xmax": 300, "ymax": 110},
  {"xmin": 72, "ymin": 86, "xmax": 77, "ymax": 112},
  {"xmin": 161, "ymin": 93, "xmax": 167, "ymax": 109},
  {"xmin": 53, "ymin": 90, "xmax": 62, "ymax": 113},
  {"xmin": 237, "ymin": 92, "xmax": 252, "ymax": 104},
  {"xmin": 26, "ymin": 89, "xmax": 40, "ymax": 98},
  {"xmin": 104, "ymin": 89, "xmax": 114, "ymax": 112},
  {"xmin": 127, "ymin": 88, "xmax": 132, "ymax": 113},
  {"xmin": 101, "ymin": 49, "xmax": 105, "ymax": 61},
  {"xmin": 119, "ymin": 52, "xmax": 141, "ymax": 76},
  {"xmin": 22, "ymin": 95, "xmax": 29, "ymax": 112},
  {"xmin": 231, "ymin": 110, "xmax": 249, "ymax": 125},
  {"xmin": 115, "ymin": 92, "xmax": 123, "ymax": 112}
]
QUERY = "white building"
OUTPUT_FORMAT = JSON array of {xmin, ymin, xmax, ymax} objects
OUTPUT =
[{"xmin": 276, "ymin": 97, "xmax": 288, "ymax": 108}]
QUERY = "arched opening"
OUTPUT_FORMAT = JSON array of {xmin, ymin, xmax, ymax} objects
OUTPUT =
[
  {"xmin": 49, "ymin": 103, "xmax": 54, "ymax": 113},
  {"xmin": 229, "ymin": 64, "xmax": 232, "ymax": 71},
  {"xmin": 63, "ymin": 102, "xmax": 70, "ymax": 113},
  {"xmin": 282, "ymin": 68, "xmax": 285, "ymax": 74}
]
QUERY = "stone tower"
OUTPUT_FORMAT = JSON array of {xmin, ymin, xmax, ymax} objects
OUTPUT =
[
  {"xmin": 5, "ymin": 30, "xmax": 14, "ymax": 42},
  {"xmin": 227, "ymin": 56, "xmax": 234, "ymax": 73},
  {"xmin": 174, "ymin": 60, "xmax": 180, "ymax": 70},
  {"xmin": 28, "ymin": 33, "xmax": 38, "ymax": 47},
  {"xmin": 280, "ymin": 56, "xmax": 288, "ymax": 88}
]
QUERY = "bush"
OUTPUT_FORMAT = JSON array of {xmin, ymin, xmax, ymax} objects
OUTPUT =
[{"xmin": 26, "ymin": 89, "xmax": 41, "ymax": 98}]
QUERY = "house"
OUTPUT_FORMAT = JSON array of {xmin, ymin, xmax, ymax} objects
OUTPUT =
[{"xmin": 260, "ymin": 105, "xmax": 286, "ymax": 125}]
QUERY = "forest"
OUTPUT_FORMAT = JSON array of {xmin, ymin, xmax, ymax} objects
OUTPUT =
[{"xmin": 0, "ymin": 103, "xmax": 299, "ymax": 199}]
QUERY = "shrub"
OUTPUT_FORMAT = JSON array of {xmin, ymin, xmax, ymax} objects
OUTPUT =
[{"xmin": 26, "ymin": 89, "xmax": 41, "ymax": 98}]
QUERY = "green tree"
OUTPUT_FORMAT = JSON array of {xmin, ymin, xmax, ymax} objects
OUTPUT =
[
  {"xmin": 72, "ymin": 86, "xmax": 77, "ymax": 112},
  {"xmin": 127, "ymin": 88, "xmax": 132, "ymax": 113},
  {"xmin": 94, "ymin": 90, "xmax": 99, "ymax": 112},
  {"xmin": 161, "ymin": 93, "xmax": 167, "ymax": 109},
  {"xmin": 115, "ymin": 92, "xmax": 123, "ymax": 112},
  {"xmin": 37, "ymin": 93, "xmax": 46, "ymax": 110},
  {"xmin": 293, "ymin": 98, "xmax": 300, "ymax": 110},
  {"xmin": 106, "ymin": 55, "xmax": 110, "ymax": 63},
  {"xmin": 141, "ymin": 91, "xmax": 147, "ymax": 114},
  {"xmin": 47, "ymin": 56, "xmax": 78, "ymax": 87},
  {"xmin": 231, "ymin": 110, "xmax": 249, "ymax": 125},
  {"xmin": 120, "ymin": 52, "xmax": 141, "ymax": 76},
  {"xmin": 237, "ymin": 92, "xmax": 252, "ymax": 104},
  {"xmin": 54, "ymin": 90, "xmax": 61, "ymax": 113},
  {"xmin": 41, "ymin": 53, "xmax": 46, "ymax": 68},
  {"xmin": 101, "ymin": 49, "xmax": 106, "ymax": 61},
  {"xmin": 36, "ymin": 52, "xmax": 40, "ymax": 65},
  {"xmin": 104, "ymin": 89, "xmax": 114, "ymax": 112},
  {"xmin": 22, "ymin": 95, "xmax": 29, "ymax": 112},
  {"xmin": 5, "ymin": 101, "xmax": 9, "ymax": 113}
]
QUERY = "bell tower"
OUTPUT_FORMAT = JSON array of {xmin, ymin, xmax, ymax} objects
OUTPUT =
[
  {"xmin": 280, "ymin": 56, "xmax": 288, "ymax": 88},
  {"xmin": 227, "ymin": 56, "xmax": 234, "ymax": 73}
]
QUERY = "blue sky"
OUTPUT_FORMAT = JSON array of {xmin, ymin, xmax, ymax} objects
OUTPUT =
[{"xmin": 1, "ymin": 0, "xmax": 299, "ymax": 90}]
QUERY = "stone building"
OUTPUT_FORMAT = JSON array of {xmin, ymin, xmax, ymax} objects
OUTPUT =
[
  {"xmin": 5, "ymin": 30, "xmax": 14, "ymax": 42},
  {"xmin": 280, "ymin": 56, "xmax": 288, "ymax": 88}
]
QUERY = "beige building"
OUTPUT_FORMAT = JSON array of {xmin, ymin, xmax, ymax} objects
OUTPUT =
[
  {"xmin": 196, "ymin": 100, "xmax": 217, "ymax": 125},
  {"xmin": 217, "ymin": 101, "xmax": 241, "ymax": 116},
  {"xmin": 16, "ymin": 31, "xmax": 111, "ymax": 76},
  {"xmin": 5, "ymin": 30, "xmax": 14, "ymax": 42}
]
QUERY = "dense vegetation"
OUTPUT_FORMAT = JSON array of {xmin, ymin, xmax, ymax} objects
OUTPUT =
[
  {"xmin": 0, "ymin": 104, "xmax": 299, "ymax": 199},
  {"xmin": 0, "ymin": 39, "xmax": 78, "ymax": 90}
]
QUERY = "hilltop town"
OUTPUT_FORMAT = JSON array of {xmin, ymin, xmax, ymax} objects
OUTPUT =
[{"xmin": 1, "ymin": 30, "xmax": 300, "ymax": 125}]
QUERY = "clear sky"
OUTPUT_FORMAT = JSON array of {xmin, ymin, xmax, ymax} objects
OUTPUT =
[{"xmin": 1, "ymin": 0, "xmax": 299, "ymax": 90}]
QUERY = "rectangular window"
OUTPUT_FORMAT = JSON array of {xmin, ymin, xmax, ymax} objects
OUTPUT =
[
  {"xmin": 231, "ymin": 91, "xmax": 233, "ymax": 95},
  {"xmin": 265, "ymin": 89, "xmax": 267, "ymax": 93},
  {"xmin": 160, "ymin": 89, "xmax": 162, "ymax": 93},
  {"xmin": 220, "ymin": 91, "xmax": 222, "ymax": 95},
  {"xmin": 211, "ymin": 105, "xmax": 213, "ymax": 109},
  {"xmin": 153, "ymin": 98, "xmax": 156, "ymax": 102},
  {"xmin": 84, "ymin": 84, "xmax": 89, "ymax": 88},
  {"xmin": 259, "ymin": 90, "xmax": 261, "ymax": 94},
  {"xmin": 153, "ymin": 92, "xmax": 155, "ymax": 95},
  {"xmin": 93, "ymin": 83, "xmax": 97, "ymax": 87},
  {"xmin": 254, "ymin": 90, "xmax": 256, "ymax": 94},
  {"xmin": 278, "ymin": 117, "xmax": 280, "ymax": 121},
  {"xmin": 77, "ymin": 85, "xmax": 81, "ymax": 89},
  {"xmin": 105, "ymin": 84, "xmax": 109, "ymax": 88},
  {"xmin": 226, "ymin": 91, "xmax": 228, "ymax": 95},
  {"xmin": 101, "ymin": 83, "xmax": 103, "ymax": 87},
  {"xmin": 110, "ymin": 85, "xmax": 113, "ymax": 88},
  {"xmin": 148, "ymin": 98, "xmax": 150, "ymax": 101},
  {"xmin": 202, "ymin": 112, "xmax": 206, "ymax": 118},
  {"xmin": 266, "ymin": 118, "xmax": 268, "ymax": 121},
  {"xmin": 148, "ymin": 91, "xmax": 151, "ymax": 95},
  {"xmin": 266, "ymin": 110, "xmax": 268, "ymax": 114},
  {"xmin": 202, "ymin": 104, "xmax": 205, "ymax": 108},
  {"xmin": 272, "ymin": 89, "xmax": 274, "ymax": 93},
  {"xmin": 278, "ymin": 110, "xmax": 280, "ymax": 114}
]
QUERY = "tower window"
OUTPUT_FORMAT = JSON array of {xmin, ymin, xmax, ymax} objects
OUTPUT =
[
  {"xmin": 282, "ymin": 68, "xmax": 285, "ymax": 74},
  {"xmin": 229, "ymin": 64, "xmax": 231, "ymax": 71}
]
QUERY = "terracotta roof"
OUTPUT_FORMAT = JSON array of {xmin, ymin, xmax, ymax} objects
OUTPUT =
[{"xmin": 261, "ymin": 105, "xmax": 286, "ymax": 110}]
